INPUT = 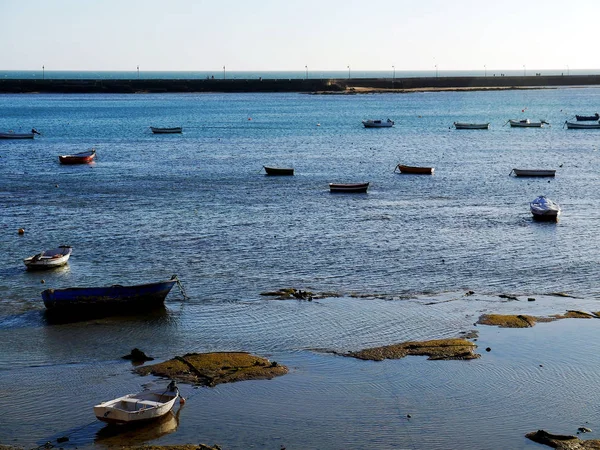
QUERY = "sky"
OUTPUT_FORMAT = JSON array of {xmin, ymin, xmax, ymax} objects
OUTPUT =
[{"xmin": 2, "ymin": 0, "xmax": 599, "ymax": 72}]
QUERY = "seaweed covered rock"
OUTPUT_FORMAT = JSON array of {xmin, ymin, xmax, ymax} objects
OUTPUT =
[
  {"xmin": 478, "ymin": 314, "xmax": 538, "ymax": 328},
  {"xmin": 136, "ymin": 352, "xmax": 288, "ymax": 387},
  {"xmin": 346, "ymin": 338, "xmax": 480, "ymax": 361},
  {"xmin": 525, "ymin": 429, "xmax": 600, "ymax": 449}
]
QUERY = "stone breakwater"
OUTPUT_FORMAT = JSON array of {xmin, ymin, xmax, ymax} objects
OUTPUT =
[{"xmin": 1, "ymin": 74, "xmax": 600, "ymax": 93}]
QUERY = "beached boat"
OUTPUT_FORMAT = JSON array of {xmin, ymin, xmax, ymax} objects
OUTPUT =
[
  {"xmin": 150, "ymin": 127, "xmax": 182, "ymax": 134},
  {"xmin": 565, "ymin": 121, "xmax": 600, "ymax": 129},
  {"xmin": 575, "ymin": 113, "xmax": 599, "ymax": 121},
  {"xmin": 263, "ymin": 166, "xmax": 294, "ymax": 176},
  {"xmin": 508, "ymin": 119, "xmax": 548, "ymax": 128},
  {"xmin": 23, "ymin": 246, "xmax": 72, "ymax": 270},
  {"xmin": 329, "ymin": 182, "xmax": 369, "ymax": 193},
  {"xmin": 395, "ymin": 164, "xmax": 434, "ymax": 175},
  {"xmin": 41, "ymin": 275, "xmax": 178, "ymax": 312},
  {"xmin": 362, "ymin": 119, "xmax": 394, "ymax": 128},
  {"xmin": 94, "ymin": 381, "xmax": 180, "ymax": 425},
  {"xmin": 530, "ymin": 196, "xmax": 561, "ymax": 221},
  {"xmin": 0, "ymin": 131, "xmax": 35, "ymax": 139},
  {"xmin": 511, "ymin": 169, "xmax": 556, "ymax": 177},
  {"xmin": 453, "ymin": 122, "xmax": 490, "ymax": 130},
  {"xmin": 59, "ymin": 149, "xmax": 96, "ymax": 164}
]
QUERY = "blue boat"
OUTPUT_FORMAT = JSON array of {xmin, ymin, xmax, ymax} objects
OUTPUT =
[{"xmin": 41, "ymin": 276, "xmax": 179, "ymax": 313}]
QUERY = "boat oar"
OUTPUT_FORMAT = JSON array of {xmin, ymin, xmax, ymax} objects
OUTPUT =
[{"xmin": 393, "ymin": 164, "xmax": 400, "ymax": 173}]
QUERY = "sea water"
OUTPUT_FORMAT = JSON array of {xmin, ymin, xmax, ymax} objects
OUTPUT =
[{"xmin": 1, "ymin": 88, "xmax": 600, "ymax": 449}]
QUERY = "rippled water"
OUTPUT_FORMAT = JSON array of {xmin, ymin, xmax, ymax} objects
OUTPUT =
[{"xmin": 1, "ymin": 89, "xmax": 600, "ymax": 449}]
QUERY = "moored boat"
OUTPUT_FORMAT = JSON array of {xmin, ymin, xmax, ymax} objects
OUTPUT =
[
  {"xmin": 394, "ymin": 164, "xmax": 434, "ymax": 175},
  {"xmin": 510, "ymin": 169, "xmax": 556, "ymax": 177},
  {"xmin": 329, "ymin": 182, "xmax": 369, "ymax": 193},
  {"xmin": 530, "ymin": 196, "xmax": 561, "ymax": 221},
  {"xmin": 59, "ymin": 149, "xmax": 96, "ymax": 164},
  {"xmin": 150, "ymin": 127, "xmax": 182, "ymax": 134},
  {"xmin": 94, "ymin": 381, "xmax": 180, "ymax": 425},
  {"xmin": 575, "ymin": 113, "xmax": 599, "ymax": 121},
  {"xmin": 508, "ymin": 119, "xmax": 548, "ymax": 128},
  {"xmin": 23, "ymin": 246, "xmax": 72, "ymax": 270},
  {"xmin": 41, "ymin": 275, "xmax": 179, "ymax": 312},
  {"xmin": 565, "ymin": 121, "xmax": 600, "ymax": 129},
  {"xmin": 0, "ymin": 131, "xmax": 35, "ymax": 139},
  {"xmin": 362, "ymin": 119, "xmax": 394, "ymax": 128},
  {"xmin": 453, "ymin": 122, "xmax": 489, "ymax": 130},
  {"xmin": 263, "ymin": 166, "xmax": 294, "ymax": 176}
]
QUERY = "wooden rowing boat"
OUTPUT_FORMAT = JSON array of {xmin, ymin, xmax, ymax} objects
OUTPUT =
[
  {"xmin": 395, "ymin": 164, "xmax": 434, "ymax": 175},
  {"xmin": 511, "ymin": 169, "xmax": 556, "ymax": 177},
  {"xmin": 575, "ymin": 113, "xmax": 599, "ymax": 121},
  {"xmin": 263, "ymin": 166, "xmax": 294, "ymax": 176},
  {"xmin": 453, "ymin": 122, "xmax": 489, "ymax": 130},
  {"xmin": 150, "ymin": 127, "xmax": 182, "ymax": 134},
  {"xmin": 329, "ymin": 182, "xmax": 369, "ymax": 193},
  {"xmin": 565, "ymin": 121, "xmax": 600, "ymax": 129},
  {"xmin": 23, "ymin": 246, "xmax": 72, "ymax": 270},
  {"xmin": 94, "ymin": 381, "xmax": 180, "ymax": 425},
  {"xmin": 362, "ymin": 119, "xmax": 394, "ymax": 128},
  {"xmin": 0, "ymin": 131, "xmax": 35, "ymax": 139},
  {"xmin": 508, "ymin": 119, "xmax": 548, "ymax": 128},
  {"xmin": 41, "ymin": 275, "xmax": 178, "ymax": 313},
  {"xmin": 59, "ymin": 149, "xmax": 96, "ymax": 164}
]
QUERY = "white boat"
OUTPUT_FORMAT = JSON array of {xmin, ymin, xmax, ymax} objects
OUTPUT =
[
  {"xmin": 453, "ymin": 122, "xmax": 489, "ymax": 130},
  {"xmin": 23, "ymin": 246, "xmax": 72, "ymax": 270},
  {"xmin": 362, "ymin": 119, "xmax": 394, "ymax": 128},
  {"xmin": 530, "ymin": 196, "xmax": 561, "ymax": 221},
  {"xmin": 94, "ymin": 381, "xmax": 180, "ymax": 425},
  {"xmin": 508, "ymin": 119, "xmax": 548, "ymax": 128},
  {"xmin": 565, "ymin": 121, "xmax": 600, "ymax": 129},
  {"xmin": 511, "ymin": 169, "xmax": 556, "ymax": 177}
]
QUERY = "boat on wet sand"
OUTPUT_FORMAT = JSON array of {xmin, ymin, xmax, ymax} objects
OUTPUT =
[
  {"xmin": 362, "ymin": 119, "xmax": 394, "ymax": 128},
  {"xmin": 41, "ymin": 275, "xmax": 179, "ymax": 312},
  {"xmin": 530, "ymin": 196, "xmax": 561, "ymax": 221},
  {"xmin": 395, "ymin": 164, "xmax": 434, "ymax": 175},
  {"xmin": 94, "ymin": 381, "xmax": 180, "ymax": 425},
  {"xmin": 263, "ymin": 166, "xmax": 294, "ymax": 176},
  {"xmin": 453, "ymin": 122, "xmax": 489, "ymax": 130},
  {"xmin": 329, "ymin": 182, "xmax": 369, "ymax": 193},
  {"xmin": 59, "ymin": 149, "xmax": 96, "ymax": 164},
  {"xmin": 23, "ymin": 246, "xmax": 72, "ymax": 270},
  {"xmin": 510, "ymin": 169, "xmax": 556, "ymax": 177},
  {"xmin": 150, "ymin": 127, "xmax": 182, "ymax": 134}
]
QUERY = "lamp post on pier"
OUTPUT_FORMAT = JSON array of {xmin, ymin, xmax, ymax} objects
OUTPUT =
[
  {"xmin": 223, "ymin": 66, "xmax": 226, "ymax": 79},
  {"xmin": 137, "ymin": 65, "xmax": 139, "ymax": 79},
  {"xmin": 435, "ymin": 64, "xmax": 438, "ymax": 78},
  {"xmin": 305, "ymin": 65, "xmax": 308, "ymax": 80},
  {"xmin": 523, "ymin": 65, "xmax": 526, "ymax": 76},
  {"xmin": 484, "ymin": 65, "xmax": 487, "ymax": 77},
  {"xmin": 347, "ymin": 65, "xmax": 351, "ymax": 79},
  {"xmin": 392, "ymin": 65, "xmax": 395, "ymax": 80},
  {"xmin": 42, "ymin": 65, "xmax": 44, "ymax": 80}
]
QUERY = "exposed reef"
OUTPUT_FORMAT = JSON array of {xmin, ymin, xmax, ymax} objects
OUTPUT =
[{"xmin": 344, "ymin": 338, "xmax": 480, "ymax": 361}]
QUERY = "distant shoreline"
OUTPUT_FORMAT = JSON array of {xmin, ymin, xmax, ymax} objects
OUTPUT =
[{"xmin": 1, "ymin": 75, "xmax": 600, "ymax": 94}]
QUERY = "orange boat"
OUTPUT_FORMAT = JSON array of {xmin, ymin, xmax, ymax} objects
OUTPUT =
[
  {"xmin": 59, "ymin": 149, "xmax": 96, "ymax": 164},
  {"xmin": 395, "ymin": 164, "xmax": 434, "ymax": 175}
]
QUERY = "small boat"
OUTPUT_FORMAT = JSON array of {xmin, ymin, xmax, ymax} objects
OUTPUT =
[
  {"xmin": 510, "ymin": 169, "xmax": 556, "ymax": 177},
  {"xmin": 394, "ymin": 164, "xmax": 434, "ymax": 175},
  {"xmin": 565, "ymin": 121, "xmax": 600, "ymax": 129},
  {"xmin": 362, "ymin": 119, "xmax": 394, "ymax": 128},
  {"xmin": 150, "ymin": 127, "xmax": 182, "ymax": 134},
  {"xmin": 0, "ymin": 131, "xmax": 34, "ymax": 139},
  {"xmin": 575, "ymin": 113, "xmax": 599, "ymax": 121},
  {"xmin": 94, "ymin": 381, "xmax": 180, "ymax": 425},
  {"xmin": 508, "ymin": 119, "xmax": 548, "ymax": 128},
  {"xmin": 329, "ymin": 182, "xmax": 369, "ymax": 193},
  {"xmin": 453, "ymin": 122, "xmax": 490, "ymax": 130},
  {"xmin": 530, "ymin": 196, "xmax": 561, "ymax": 221},
  {"xmin": 23, "ymin": 245, "xmax": 72, "ymax": 270},
  {"xmin": 41, "ymin": 275, "xmax": 179, "ymax": 312},
  {"xmin": 59, "ymin": 149, "xmax": 96, "ymax": 164},
  {"xmin": 263, "ymin": 166, "xmax": 294, "ymax": 176}
]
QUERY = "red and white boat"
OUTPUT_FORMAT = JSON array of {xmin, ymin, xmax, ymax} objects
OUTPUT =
[{"xmin": 59, "ymin": 149, "xmax": 96, "ymax": 164}]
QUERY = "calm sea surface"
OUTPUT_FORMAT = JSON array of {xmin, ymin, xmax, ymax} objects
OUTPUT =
[{"xmin": 1, "ymin": 88, "xmax": 600, "ymax": 449}]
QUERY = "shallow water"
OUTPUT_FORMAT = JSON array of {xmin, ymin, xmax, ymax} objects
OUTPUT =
[{"xmin": 1, "ymin": 89, "xmax": 600, "ymax": 449}]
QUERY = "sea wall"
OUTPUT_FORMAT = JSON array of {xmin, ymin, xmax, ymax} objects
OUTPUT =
[{"xmin": 0, "ymin": 75, "xmax": 599, "ymax": 93}]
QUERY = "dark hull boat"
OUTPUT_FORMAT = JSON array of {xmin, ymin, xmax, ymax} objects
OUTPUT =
[
  {"xmin": 329, "ymin": 182, "xmax": 369, "ymax": 193},
  {"xmin": 575, "ymin": 113, "xmax": 599, "ymax": 121},
  {"xmin": 263, "ymin": 166, "xmax": 294, "ymax": 176},
  {"xmin": 42, "ymin": 276, "xmax": 178, "ymax": 313},
  {"xmin": 395, "ymin": 164, "xmax": 434, "ymax": 175},
  {"xmin": 150, "ymin": 127, "xmax": 182, "ymax": 134},
  {"xmin": 59, "ymin": 149, "xmax": 96, "ymax": 164}
]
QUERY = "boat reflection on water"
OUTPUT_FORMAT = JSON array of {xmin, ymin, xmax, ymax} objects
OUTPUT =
[
  {"xmin": 43, "ymin": 304, "xmax": 170, "ymax": 325},
  {"xmin": 95, "ymin": 409, "xmax": 180, "ymax": 446}
]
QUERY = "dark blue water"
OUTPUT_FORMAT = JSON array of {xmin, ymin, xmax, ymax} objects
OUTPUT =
[{"xmin": 1, "ymin": 89, "xmax": 600, "ymax": 449}]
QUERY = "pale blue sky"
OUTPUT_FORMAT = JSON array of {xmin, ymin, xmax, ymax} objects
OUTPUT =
[{"xmin": 2, "ymin": 0, "xmax": 598, "ymax": 71}]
